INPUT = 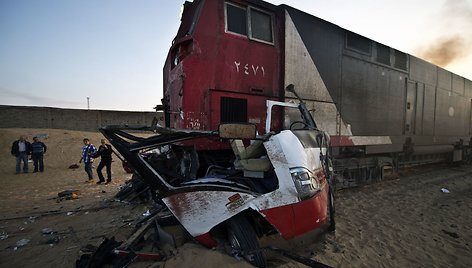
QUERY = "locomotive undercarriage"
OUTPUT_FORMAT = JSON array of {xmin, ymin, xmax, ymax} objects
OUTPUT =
[{"xmin": 332, "ymin": 142, "xmax": 472, "ymax": 189}]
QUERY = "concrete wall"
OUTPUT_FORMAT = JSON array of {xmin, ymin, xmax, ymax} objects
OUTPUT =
[{"xmin": 0, "ymin": 105, "xmax": 162, "ymax": 131}]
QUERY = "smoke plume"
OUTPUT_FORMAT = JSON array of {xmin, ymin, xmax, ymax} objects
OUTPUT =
[
  {"xmin": 415, "ymin": 0, "xmax": 472, "ymax": 68},
  {"xmin": 417, "ymin": 36, "xmax": 467, "ymax": 66}
]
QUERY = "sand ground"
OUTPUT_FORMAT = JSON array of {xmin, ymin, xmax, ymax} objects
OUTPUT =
[{"xmin": 0, "ymin": 128, "xmax": 471, "ymax": 267}]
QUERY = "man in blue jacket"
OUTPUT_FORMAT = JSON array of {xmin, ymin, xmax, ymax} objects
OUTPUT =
[
  {"xmin": 31, "ymin": 136, "xmax": 47, "ymax": 172},
  {"xmin": 79, "ymin": 138, "xmax": 96, "ymax": 181},
  {"xmin": 11, "ymin": 136, "xmax": 32, "ymax": 174}
]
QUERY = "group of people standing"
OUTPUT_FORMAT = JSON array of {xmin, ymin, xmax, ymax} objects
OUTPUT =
[
  {"xmin": 80, "ymin": 138, "xmax": 114, "ymax": 184},
  {"xmin": 11, "ymin": 136, "xmax": 47, "ymax": 174},
  {"xmin": 11, "ymin": 135, "xmax": 114, "ymax": 185}
]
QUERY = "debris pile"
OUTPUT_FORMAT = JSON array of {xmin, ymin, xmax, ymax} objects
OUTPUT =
[
  {"xmin": 114, "ymin": 175, "xmax": 157, "ymax": 205},
  {"xmin": 57, "ymin": 190, "xmax": 81, "ymax": 201},
  {"xmin": 76, "ymin": 206, "xmax": 177, "ymax": 268}
]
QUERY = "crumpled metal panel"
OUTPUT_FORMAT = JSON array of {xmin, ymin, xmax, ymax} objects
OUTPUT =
[{"xmin": 163, "ymin": 130, "xmax": 328, "ymax": 237}]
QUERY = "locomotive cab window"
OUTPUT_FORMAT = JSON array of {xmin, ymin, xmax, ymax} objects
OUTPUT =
[
  {"xmin": 225, "ymin": 2, "xmax": 274, "ymax": 44},
  {"xmin": 249, "ymin": 8, "xmax": 273, "ymax": 43},
  {"xmin": 226, "ymin": 3, "xmax": 247, "ymax": 36}
]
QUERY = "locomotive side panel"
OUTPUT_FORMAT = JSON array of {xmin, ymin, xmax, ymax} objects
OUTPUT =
[
  {"xmin": 283, "ymin": 6, "xmax": 343, "ymax": 103},
  {"xmin": 283, "ymin": 7, "xmax": 348, "ymax": 136},
  {"xmin": 281, "ymin": 3, "xmax": 472, "ymax": 147},
  {"xmin": 341, "ymin": 56, "xmax": 406, "ymax": 136},
  {"xmin": 423, "ymin": 84, "xmax": 436, "ymax": 137},
  {"xmin": 405, "ymin": 57, "xmax": 471, "ymax": 142},
  {"xmin": 283, "ymin": 6, "xmax": 408, "ymax": 140},
  {"xmin": 409, "ymin": 56, "xmax": 437, "ymax": 86},
  {"xmin": 278, "ymin": 3, "xmax": 472, "ymax": 188},
  {"xmin": 431, "ymin": 67, "xmax": 470, "ymax": 139},
  {"xmin": 435, "ymin": 89, "xmax": 469, "ymax": 137},
  {"xmin": 466, "ymin": 79, "xmax": 472, "ymax": 98}
]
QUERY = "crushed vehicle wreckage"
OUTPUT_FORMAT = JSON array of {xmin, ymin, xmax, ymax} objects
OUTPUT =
[{"xmin": 96, "ymin": 85, "xmax": 335, "ymax": 267}]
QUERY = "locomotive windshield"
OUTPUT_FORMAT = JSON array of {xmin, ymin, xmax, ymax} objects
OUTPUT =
[{"xmin": 225, "ymin": 2, "xmax": 274, "ymax": 44}]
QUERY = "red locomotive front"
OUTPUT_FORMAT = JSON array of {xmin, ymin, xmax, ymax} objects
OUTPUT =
[{"xmin": 163, "ymin": 0, "xmax": 283, "ymax": 148}]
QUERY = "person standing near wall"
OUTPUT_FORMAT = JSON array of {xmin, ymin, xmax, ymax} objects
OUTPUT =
[
  {"xmin": 94, "ymin": 139, "xmax": 113, "ymax": 184},
  {"xmin": 79, "ymin": 138, "xmax": 96, "ymax": 182},
  {"xmin": 11, "ymin": 136, "xmax": 32, "ymax": 174},
  {"xmin": 31, "ymin": 136, "xmax": 47, "ymax": 172}
]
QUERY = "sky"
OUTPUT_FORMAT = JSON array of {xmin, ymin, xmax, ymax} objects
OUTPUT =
[{"xmin": 0, "ymin": 0, "xmax": 471, "ymax": 111}]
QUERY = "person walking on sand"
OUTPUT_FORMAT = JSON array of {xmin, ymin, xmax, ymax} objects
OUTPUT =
[
  {"xmin": 11, "ymin": 136, "xmax": 32, "ymax": 174},
  {"xmin": 79, "ymin": 138, "xmax": 96, "ymax": 182},
  {"xmin": 94, "ymin": 139, "xmax": 113, "ymax": 184},
  {"xmin": 31, "ymin": 136, "xmax": 47, "ymax": 172}
]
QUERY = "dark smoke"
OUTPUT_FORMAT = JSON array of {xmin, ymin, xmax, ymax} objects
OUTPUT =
[
  {"xmin": 417, "ymin": 36, "xmax": 467, "ymax": 66},
  {"xmin": 415, "ymin": 0, "xmax": 472, "ymax": 67}
]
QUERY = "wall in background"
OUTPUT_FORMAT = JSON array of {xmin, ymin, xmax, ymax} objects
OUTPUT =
[{"xmin": 0, "ymin": 105, "xmax": 162, "ymax": 131}]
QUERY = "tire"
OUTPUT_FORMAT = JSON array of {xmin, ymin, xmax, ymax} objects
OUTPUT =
[{"xmin": 226, "ymin": 214, "xmax": 266, "ymax": 267}]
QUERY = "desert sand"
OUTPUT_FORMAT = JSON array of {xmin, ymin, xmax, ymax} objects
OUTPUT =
[{"xmin": 0, "ymin": 128, "xmax": 471, "ymax": 267}]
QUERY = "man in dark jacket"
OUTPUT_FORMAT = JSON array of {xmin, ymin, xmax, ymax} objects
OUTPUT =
[
  {"xmin": 31, "ymin": 136, "xmax": 47, "ymax": 172},
  {"xmin": 11, "ymin": 136, "xmax": 32, "ymax": 174},
  {"xmin": 94, "ymin": 139, "xmax": 113, "ymax": 184}
]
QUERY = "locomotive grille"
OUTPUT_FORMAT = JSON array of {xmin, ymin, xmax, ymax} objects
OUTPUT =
[
  {"xmin": 376, "ymin": 43, "xmax": 391, "ymax": 65},
  {"xmin": 220, "ymin": 97, "xmax": 248, "ymax": 123},
  {"xmin": 394, "ymin": 50, "xmax": 408, "ymax": 70},
  {"xmin": 346, "ymin": 32, "xmax": 372, "ymax": 54}
]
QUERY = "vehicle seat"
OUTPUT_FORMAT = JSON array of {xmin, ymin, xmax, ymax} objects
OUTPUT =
[{"xmin": 231, "ymin": 139, "xmax": 271, "ymax": 175}]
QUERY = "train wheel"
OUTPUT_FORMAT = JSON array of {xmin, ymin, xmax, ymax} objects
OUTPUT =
[{"xmin": 226, "ymin": 214, "xmax": 266, "ymax": 267}]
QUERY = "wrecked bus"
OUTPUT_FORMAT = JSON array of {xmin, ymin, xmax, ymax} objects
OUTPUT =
[{"xmin": 101, "ymin": 85, "xmax": 335, "ymax": 267}]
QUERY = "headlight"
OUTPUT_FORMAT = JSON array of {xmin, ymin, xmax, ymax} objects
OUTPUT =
[{"xmin": 290, "ymin": 167, "xmax": 321, "ymax": 200}]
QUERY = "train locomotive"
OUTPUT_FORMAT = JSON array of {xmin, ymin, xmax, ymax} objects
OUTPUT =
[{"xmin": 162, "ymin": 0, "xmax": 472, "ymax": 188}]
